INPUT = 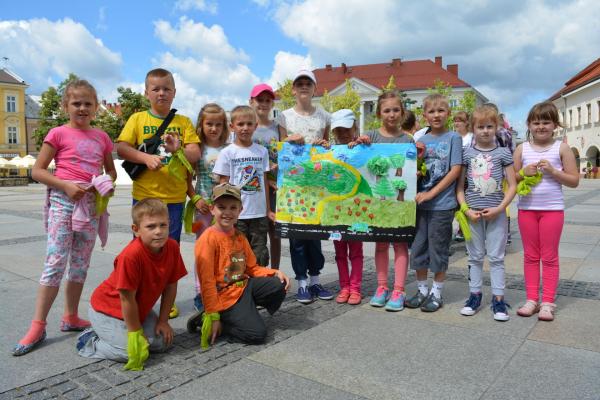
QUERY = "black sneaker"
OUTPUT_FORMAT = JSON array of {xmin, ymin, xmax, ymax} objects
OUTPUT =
[
  {"xmin": 405, "ymin": 291, "xmax": 428, "ymax": 308},
  {"xmin": 420, "ymin": 293, "xmax": 443, "ymax": 312},
  {"xmin": 491, "ymin": 297, "xmax": 510, "ymax": 321},
  {"xmin": 187, "ymin": 310, "xmax": 204, "ymax": 333},
  {"xmin": 309, "ymin": 284, "xmax": 334, "ymax": 300}
]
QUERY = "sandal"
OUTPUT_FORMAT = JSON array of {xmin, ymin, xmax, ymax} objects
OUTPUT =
[
  {"xmin": 538, "ymin": 302, "xmax": 556, "ymax": 321},
  {"xmin": 516, "ymin": 300, "xmax": 539, "ymax": 317}
]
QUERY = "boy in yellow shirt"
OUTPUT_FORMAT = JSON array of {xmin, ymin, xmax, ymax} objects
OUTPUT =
[{"xmin": 117, "ymin": 68, "xmax": 201, "ymax": 317}]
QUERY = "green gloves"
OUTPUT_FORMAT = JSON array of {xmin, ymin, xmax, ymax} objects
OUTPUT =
[
  {"xmin": 517, "ymin": 169, "xmax": 543, "ymax": 196},
  {"xmin": 454, "ymin": 203, "xmax": 472, "ymax": 241},
  {"xmin": 124, "ymin": 329, "xmax": 149, "ymax": 371},
  {"xmin": 168, "ymin": 148, "xmax": 194, "ymax": 181},
  {"xmin": 200, "ymin": 312, "xmax": 220, "ymax": 349}
]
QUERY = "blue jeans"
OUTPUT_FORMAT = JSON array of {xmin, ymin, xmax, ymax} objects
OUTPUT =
[
  {"xmin": 289, "ymin": 239, "xmax": 325, "ymax": 280},
  {"xmin": 132, "ymin": 200, "xmax": 183, "ymax": 243}
]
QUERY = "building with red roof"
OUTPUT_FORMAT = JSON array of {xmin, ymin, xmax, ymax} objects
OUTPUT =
[
  {"xmin": 280, "ymin": 56, "xmax": 488, "ymax": 133},
  {"xmin": 550, "ymin": 58, "xmax": 600, "ymax": 171}
]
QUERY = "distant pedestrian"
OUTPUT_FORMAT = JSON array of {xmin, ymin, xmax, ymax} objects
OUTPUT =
[
  {"xmin": 13, "ymin": 79, "xmax": 116, "ymax": 356},
  {"xmin": 514, "ymin": 102, "xmax": 579, "ymax": 321}
]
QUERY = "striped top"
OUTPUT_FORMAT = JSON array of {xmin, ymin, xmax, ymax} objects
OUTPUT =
[
  {"xmin": 518, "ymin": 140, "xmax": 564, "ymax": 210},
  {"xmin": 463, "ymin": 146, "xmax": 513, "ymax": 209}
]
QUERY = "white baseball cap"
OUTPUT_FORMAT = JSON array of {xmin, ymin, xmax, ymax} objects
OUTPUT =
[
  {"xmin": 293, "ymin": 68, "xmax": 317, "ymax": 85},
  {"xmin": 331, "ymin": 109, "xmax": 356, "ymax": 129}
]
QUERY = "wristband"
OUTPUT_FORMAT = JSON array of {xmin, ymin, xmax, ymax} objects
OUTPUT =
[
  {"xmin": 200, "ymin": 312, "xmax": 221, "ymax": 349},
  {"xmin": 191, "ymin": 194, "xmax": 203, "ymax": 205}
]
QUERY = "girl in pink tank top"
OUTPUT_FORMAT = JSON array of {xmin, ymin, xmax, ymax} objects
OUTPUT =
[{"xmin": 513, "ymin": 102, "xmax": 579, "ymax": 322}]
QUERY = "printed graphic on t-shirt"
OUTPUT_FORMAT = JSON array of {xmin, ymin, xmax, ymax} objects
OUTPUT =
[
  {"xmin": 470, "ymin": 153, "xmax": 499, "ymax": 197},
  {"xmin": 421, "ymin": 141, "xmax": 450, "ymax": 191},
  {"xmin": 232, "ymin": 157, "xmax": 264, "ymax": 193},
  {"xmin": 142, "ymin": 125, "xmax": 182, "ymax": 165},
  {"xmin": 205, "ymin": 152, "xmax": 220, "ymax": 184},
  {"xmin": 74, "ymin": 138, "xmax": 105, "ymax": 175},
  {"xmin": 223, "ymin": 249, "xmax": 248, "ymax": 286}
]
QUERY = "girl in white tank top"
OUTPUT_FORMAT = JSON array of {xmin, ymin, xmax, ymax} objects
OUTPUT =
[{"xmin": 513, "ymin": 102, "xmax": 579, "ymax": 322}]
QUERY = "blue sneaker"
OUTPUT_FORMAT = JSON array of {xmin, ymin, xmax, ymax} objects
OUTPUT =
[
  {"xmin": 385, "ymin": 290, "xmax": 405, "ymax": 312},
  {"xmin": 460, "ymin": 292, "xmax": 482, "ymax": 316},
  {"xmin": 296, "ymin": 287, "xmax": 314, "ymax": 304},
  {"xmin": 491, "ymin": 297, "xmax": 510, "ymax": 321},
  {"xmin": 76, "ymin": 329, "xmax": 97, "ymax": 351},
  {"xmin": 369, "ymin": 286, "xmax": 389, "ymax": 307},
  {"xmin": 309, "ymin": 284, "xmax": 334, "ymax": 300}
]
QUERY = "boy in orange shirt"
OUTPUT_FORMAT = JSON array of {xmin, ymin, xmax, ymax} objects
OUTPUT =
[{"xmin": 195, "ymin": 183, "xmax": 289, "ymax": 347}]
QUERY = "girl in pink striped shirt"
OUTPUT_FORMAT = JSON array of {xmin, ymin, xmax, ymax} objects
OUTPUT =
[{"xmin": 513, "ymin": 102, "xmax": 579, "ymax": 321}]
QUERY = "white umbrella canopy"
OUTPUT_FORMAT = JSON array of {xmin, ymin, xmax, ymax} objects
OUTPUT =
[
  {"xmin": 0, "ymin": 157, "xmax": 10, "ymax": 168},
  {"xmin": 21, "ymin": 155, "xmax": 36, "ymax": 168},
  {"xmin": 8, "ymin": 156, "xmax": 23, "ymax": 168}
]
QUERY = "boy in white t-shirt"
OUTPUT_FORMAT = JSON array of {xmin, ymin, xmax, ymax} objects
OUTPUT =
[{"xmin": 213, "ymin": 106, "xmax": 272, "ymax": 266}]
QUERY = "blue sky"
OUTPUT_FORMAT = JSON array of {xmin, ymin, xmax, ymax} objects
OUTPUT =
[{"xmin": 2, "ymin": 0, "xmax": 600, "ymax": 135}]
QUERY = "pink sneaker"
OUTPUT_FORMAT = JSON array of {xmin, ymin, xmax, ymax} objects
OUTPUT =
[
  {"xmin": 347, "ymin": 292, "xmax": 362, "ymax": 305},
  {"xmin": 336, "ymin": 288, "xmax": 350, "ymax": 303}
]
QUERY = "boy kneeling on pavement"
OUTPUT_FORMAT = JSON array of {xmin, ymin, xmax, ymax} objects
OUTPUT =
[
  {"xmin": 77, "ymin": 198, "xmax": 187, "ymax": 370},
  {"xmin": 195, "ymin": 183, "xmax": 289, "ymax": 348}
]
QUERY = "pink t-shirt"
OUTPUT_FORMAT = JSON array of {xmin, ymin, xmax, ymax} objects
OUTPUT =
[{"xmin": 45, "ymin": 125, "xmax": 113, "ymax": 182}]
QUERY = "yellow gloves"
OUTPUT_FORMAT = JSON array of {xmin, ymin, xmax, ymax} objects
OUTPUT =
[
  {"xmin": 200, "ymin": 312, "xmax": 220, "ymax": 349},
  {"xmin": 124, "ymin": 329, "xmax": 149, "ymax": 371},
  {"xmin": 517, "ymin": 169, "xmax": 543, "ymax": 196},
  {"xmin": 454, "ymin": 203, "xmax": 472, "ymax": 241}
]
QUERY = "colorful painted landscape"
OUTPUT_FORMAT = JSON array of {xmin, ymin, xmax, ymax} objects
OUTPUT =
[{"xmin": 275, "ymin": 142, "xmax": 417, "ymax": 242}]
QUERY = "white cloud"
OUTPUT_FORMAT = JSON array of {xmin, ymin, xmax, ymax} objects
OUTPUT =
[
  {"xmin": 174, "ymin": 0, "xmax": 218, "ymax": 14},
  {"xmin": 266, "ymin": 51, "xmax": 313, "ymax": 87},
  {"xmin": 154, "ymin": 17, "xmax": 248, "ymax": 63},
  {"xmin": 268, "ymin": 0, "xmax": 600, "ymax": 128},
  {"xmin": 152, "ymin": 18, "xmax": 261, "ymax": 116},
  {"xmin": 0, "ymin": 18, "xmax": 122, "ymax": 94}
]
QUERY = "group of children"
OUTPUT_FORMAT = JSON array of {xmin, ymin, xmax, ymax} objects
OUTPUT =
[{"xmin": 11, "ymin": 67, "xmax": 579, "ymax": 371}]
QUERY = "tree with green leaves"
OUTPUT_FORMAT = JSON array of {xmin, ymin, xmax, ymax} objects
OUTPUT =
[
  {"xmin": 32, "ymin": 73, "xmax": 79, "ymax": 148},
  {"xmin": 275, "ymin": 79, "xmax": 295, "ymax": 111},
  {"xmin": 364, "ymin": 75, "xmax": 416, "ymax": 131},
  {"xmin": 320, "ymin": 80, "xmax": 361, "ymax": 118},
  {"xmin": 413, "ymin": 79, "xmax": 478, "ymax": 130},
  {"xmin": 95, "ymin": 87, "xmax": 150, "ymax": 140}
]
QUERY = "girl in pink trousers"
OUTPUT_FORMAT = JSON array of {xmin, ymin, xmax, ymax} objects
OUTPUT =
[{"xmin": 513, "ymin": 102, "xmax": 579, "ymax": 321}]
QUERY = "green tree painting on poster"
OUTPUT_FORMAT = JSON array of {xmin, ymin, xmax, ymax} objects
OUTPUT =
[{"xmin": 275, "ymin": 142, "xmax": 418, "ymax": 242}]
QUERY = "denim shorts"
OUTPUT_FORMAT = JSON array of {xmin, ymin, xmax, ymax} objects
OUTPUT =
[{"xmin": 410, "ymin": 209, "xmax": 454, "ymax": 273}]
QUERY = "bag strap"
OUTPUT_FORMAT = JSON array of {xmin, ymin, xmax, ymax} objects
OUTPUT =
[{"xmin": 152, "ymin": 108, "xmax": 177, "ymax": 141}]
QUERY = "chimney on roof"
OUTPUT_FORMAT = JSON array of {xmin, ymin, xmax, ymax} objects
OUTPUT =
[
  {"xmin": 447, "ymin": 64, "xmax": 458, "ymax": 76},
  {"xmin": 326, "ymin": 64, "xmax": 332, "ymax": 71},
  {"xmin": 392, "ymin": 58, "xmax": 401, "ymax": 67},
  {"xmin": 435, "ymin": 56, "xmax": 442, "ymax": 67},
  {"xmin": 341, "ymin": 63, "xmax": 347, "ymax": 73},
  {"xmin": 102, "ymin": 100, "xmax": 107, "ymax": 106}
]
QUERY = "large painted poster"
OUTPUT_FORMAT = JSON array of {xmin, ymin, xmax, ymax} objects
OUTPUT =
[{"xmin": 275, "ymin": 142, "xmax": 417, "ymax": 242}]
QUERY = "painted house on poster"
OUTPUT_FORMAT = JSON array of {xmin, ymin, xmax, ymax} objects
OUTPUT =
[
  {"xmin": 550, "ymin": 58, "xmax": 600, "ymax": 171},
  {"xmin": 0, "ymin": 68, "xmax": 28, "ymax": 159},
  {"xmin": 278, "ymin": 56, "xmax": 488, "ymax": 133}
]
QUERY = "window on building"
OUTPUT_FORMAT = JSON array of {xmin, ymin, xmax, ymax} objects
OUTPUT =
[
  {"xmin": 7, "ymin": 126, "xmax": 18, "ymax": 144},
  {"xmin": 597, "ymin": 101, "xmax": 600, "ymax": 122},
  {"xmin": 587, "ymin": 104, "xmax": 592, "ymax": 124},
  {"xmin": 6, "ymin": 95, "xmax": 16, "ymax": 113},
  {"xmin": 562, "ymin": 111, "xmax": 566, "ymax": 125},
  {"xmin": 449, "ymin": 99, "xmax": 458, "ymax": 108},
  {"xmin": 577, "ymin": 107, "xmax": 581, "ymax": 126},
  {"xmin": 569, "ymin": 109, "xmax": 573, "ymax": 127}
]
